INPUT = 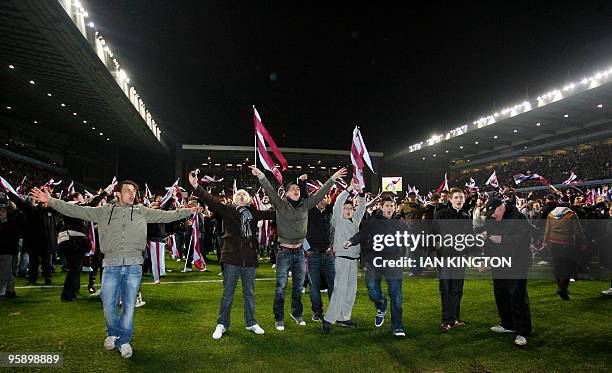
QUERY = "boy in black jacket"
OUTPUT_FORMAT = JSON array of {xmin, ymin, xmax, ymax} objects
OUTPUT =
[{"xmin": 345, "ymin": 195, "xmax": 410, "ymax": 337}]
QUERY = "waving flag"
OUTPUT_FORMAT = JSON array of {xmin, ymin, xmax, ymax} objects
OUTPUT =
[
  {"xmin": 189, "ymin": 213, "xmax": 206, "ymax": 271},
  {"xmin": 160, "ymin": 179, "xmax": 179, "ymax": 206},
  {"xmin": 513, "ymin": 173, "xmax": 547, "ymax": 185},
  {"xmin": 562, "ymin": 172, "xmax": 578, "ymax": 185},
  {"xmin": 16, "ymin": 176, "xmax": 27, "ymax": 195},
  {"xmin": 332, "ymin": 177, "xmax": 349, "ymax": 191},
  {"xmin": 0, "ymin": 176, "xmax": 24, "ymax": 200},
  {"xmin": 435, "ymin": 173, "xmax": 449, "ymax": 193},
  {"xmin": 254, "ymin": 106, "xmax": 288, "ymax": 185},
  {"xmin": 465, "ymin": 178, "xmax": 476, "ymax": 189},
  {"xmin": 84, "ymin": 189, "xmax": 94, "ymax": 199},
  {"xmin": 350, "ymin": 126, "xmax": 375, "ymax": 187},
  {"xmin": 232, "ymin": 179, "xmax": 237, "ymax": 195},
  {"xmin": 67, "ymin": 181, "xmax": 75, "ymax": 195},
  {"xmin": 306, "ymin": 180, "xmax": 324, "ymax": 193},
  {"xmin": 46, "ymin": 178, "xmax": 62, "ymax": 188},
  {"xmin": 485, "ymin": 171, "xmax": 499, "ymax": 188},
  {"xmin": 200, "ymin": 175, "xmax": 224, "ymax": 184},
  {"xmin": 143, "ymin": 183, "xmax": 152, "ymax": 206}
]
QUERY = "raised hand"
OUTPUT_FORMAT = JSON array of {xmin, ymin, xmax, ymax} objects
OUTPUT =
[
  {"xmin": 298, "ymin": 174, "xmax": 308, "ymax": 181},
  {"xmin": 343, "ymin": 240, "xmax": 352, "ymax": 249},
  {"xmin": 30, "ymin": 187, "xmax": 51, "ymax": 203},
  {"xmin": 249, "ymin": 165, "xmax": 263, "ymax": 177},
  {"xmin": 332, "ymin": 167, "xmax": 348, "ymax": 181},
  {"xmin": 350, "ymin": 179, "xmax": 363, "ymax": 193}
]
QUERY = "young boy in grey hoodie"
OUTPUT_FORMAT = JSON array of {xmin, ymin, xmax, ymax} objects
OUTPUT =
[{"xmin": 322, "ymin": 179, "xmax": 366, "ymax": 332}]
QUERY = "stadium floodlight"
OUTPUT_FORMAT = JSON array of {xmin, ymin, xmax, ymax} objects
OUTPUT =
[
  {"xmin": 92, "ymin": 127, "xmax": 95, "ymax": 130},
  {"xmin": 88, "ymin": 22, "xmax": 94, "ymax": 28},
  {"xmin": 73, "ymin": 112, "xmax": 77, "ymax": 116},
  {"xmin": 99, "ymin": 132, "xmax": 103, "ymax": 136},
  {"xmin": 474, "ymin": 141, "xmax": 479, "ymax": 144},
  {"xmin": 60, "ymin": 103, "xmax": 66, "ymax": 107},
  {"xmin": 433, "ymin": 154, "xmax": 437, "ymax": 157},
  {"xmin": 106, "ymin": 138, "xmax": 110, "ymax": 141},
  {"xmin": 406, "ymin": 63, "xmax": 612, "ymax": 154},
  {"xmin": 29, "ymin": 80, "xmax": 35, "ymax": 84},
  {"xmin": 47, "ymin": 93, "xmax": 52, "ymax": 96},
  {"xmin": 597, "ymin": 104, "xmax": 603, "ymax": 108},
  {"xmin": 422, "ymin": 157, "xmax": 426, "ymax": 160},
  {"xmin": 5, "ymin": 106, "xmax": 11, "ymax": 109},
  {"xmin": 8, "ymin": 65, "xmax": 14, "ymax": 69},
  {"xmin": 564, "ymin": 114, "xmax": 569, "ymax": 118},
  {"xmin": 33, "ymin": 120, "xmax": 37, "ymax": 124},
  {"xmin": 445, "ymin": 150, "xmax": 449, "ymax": 153},
  {"xmin": 513, "ymin": 129, "xmax": 518, "ymax": 133},
  {"xmin": 493, "ymin": 135, "xmax": 498, "ymax": 139},
  {"xmin": 536, "ymin": 122, "xmax": 541, "ymax": 126},
  {"xmin": 459, "ymin": 146, "xmax": 464, "ymax": 149}
]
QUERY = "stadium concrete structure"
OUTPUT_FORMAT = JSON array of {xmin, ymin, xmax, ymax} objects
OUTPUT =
[
  {"xmin": 386, "ymin": 65, "xmax": 612, "ymax": 188},
  {"xmin": 0, "ymin": 0, "xmax": 172, "ymax": 187}
]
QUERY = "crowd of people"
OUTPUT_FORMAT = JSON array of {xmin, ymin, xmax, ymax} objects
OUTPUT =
[
  {"xmin": 453, "ymin": 143, "xmax": 612, "ymax": 188},
  {"xmin": 1, "ymin": 154, "xmax": 611, "ymax": 359}
]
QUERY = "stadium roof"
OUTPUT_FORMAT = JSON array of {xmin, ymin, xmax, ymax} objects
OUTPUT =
[
  {"xmin": 387, "ymin": 64, "xmax": 612, "ymax": 172},
  {"xmin": 0, "ymin": 0, "xmax": 169, "ymax": 154}
]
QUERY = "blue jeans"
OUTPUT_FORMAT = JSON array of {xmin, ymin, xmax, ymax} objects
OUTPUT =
[
  {"xmin": 100, "ymin": 265, "xmax": 142, "ymax": 347},
  {"xmin": 307, "ymin": 251, "xmax": 335, "ymax": 316},
  {"xmin": 273, "ymin": 247, "xmax": 306, "ymax": 321},
  {"xmin": 217, "ymin": 264, "xmax": 257, "ymax": 328},
  {"xmin": 365, "ymin": 267, "xmax": 404, "ymax": 331}
]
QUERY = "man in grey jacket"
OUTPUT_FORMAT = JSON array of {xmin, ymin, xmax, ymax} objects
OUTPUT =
[
  {"xmin": 249, "ymin": 165, "xmax": 347, "ymax": 331},
  {"xmin": 30, "ymin": 181, "xmax": 197, "ymax": 359},
  {"xmin": 322, "ymin": 180, "xmax": 365, "ymax": 333}
]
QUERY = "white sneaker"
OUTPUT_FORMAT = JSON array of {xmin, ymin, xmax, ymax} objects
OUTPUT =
[
  {"xmin": 246, "ymin": 324, "xmax": 265, "ymax": 335},
  {"xmin": 514, "ymin": 335, "xmax": 527, "ymax": 346},
  {"xmin": 176, "ymin": 258, "xmax": 182, "ymax": 262},
  {"xmin": 82, "ymin": 266, "xmax": 93, "ymax": 272},
  {"xmin": 103, "ymin": 336, "xmax": 118, "ymax": 350},
  {"xmin": 119, "ymin": 343, "xmax": 133, "ymax": 358},
  {"xmin": 135, "ymin": 292, "xmax": 145, "ymax": 308},
  {"xmin": 320, "ymin": 289, "xmax": 328, "ymax": 293},
  {"xmin": 490, "ymin": 325, "xmax": 515, "ymax": 333},
  {"xmin": 570, "ymin": 278, "xmax": 576, "ymax": 282},
  {"xmin": 537, "ymin": 260, "xmax": 549, "ymax": 265},
  {"xmin": 217, "ymin": 272, "xmax": 223, "ymax": 276},
  {"xmin": 181, "ymin": 268, "xmax": 192, "ymax": 273},
  {"xmin": 271, "ymin": 264, "xmax": 276, "ymax": 268},
  {"xmin": 601, "ymin": 288, "xmax": 612, "ymax": 296},
  {"xmin": 212, "ymin": 324, "xmax": 227, "ymax": 340},
  {"xmin": 275, "ymin": 321, "xmax": 285, "ymax": 331}
]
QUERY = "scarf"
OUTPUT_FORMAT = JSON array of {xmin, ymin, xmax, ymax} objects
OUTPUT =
[{"xmin": 236, "ymin": 206, "xmax": 253, "ymax": 238}]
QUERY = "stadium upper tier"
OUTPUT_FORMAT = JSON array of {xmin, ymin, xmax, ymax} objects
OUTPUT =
[
  {"xmin": 388, "ymin": 63, "xmax": 612, "ymax": 171},
  {"xmin": 0, "ymin": 0, "xmax": 169, "ymax": 154}
]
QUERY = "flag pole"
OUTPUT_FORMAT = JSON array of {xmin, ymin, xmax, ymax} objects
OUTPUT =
[{"xmin": 253, "ymin": 105, "xmax": 257, "ymax": 167}]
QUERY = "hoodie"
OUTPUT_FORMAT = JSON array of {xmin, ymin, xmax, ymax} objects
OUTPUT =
[{"xmin": 543, "ymin": 206, "xmax": 585, "ymax": 248}]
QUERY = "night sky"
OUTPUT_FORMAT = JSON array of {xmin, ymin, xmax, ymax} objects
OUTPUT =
[{"xmin": 85, "ymin": 1, "xmax": 612, "ymax": 154}]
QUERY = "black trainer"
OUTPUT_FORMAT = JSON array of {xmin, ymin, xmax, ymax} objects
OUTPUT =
[
  {"xmin": 321, "ymin": 320, "xmax": 332, "ymax": 334},
  {"xmin": 337, "ymin": 320, "xmax": 357, "ymax": 328}
]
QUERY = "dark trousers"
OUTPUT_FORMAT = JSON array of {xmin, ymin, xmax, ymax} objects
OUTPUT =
[
  {"xmin": 88, "ymin": 250, "xmax": 103, "ymax": 289},
  {"xmin": 439, "ymin": 265, "xmax": 465, "ymax": 324},
  {"xmin": 273, "ymin": 247, "xmax": 306, "ymax": 321},
  {"xmin": 28, "ymin": 247, "xmax": 52, "ymax": 284},
  {"xmin": 493, "ymin": 278, "xmax": 532, "ymax": 336},
  {"xmin": 365, "ymin": 266, "xmax": 404, "ymax": 331},
  {"xmin": 59, "ymin": 240, "xmax": 86, "ymax": 300},
  {"xmin": 307, "ymin": 250, "xmax": 335, "ymax": 317}
]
